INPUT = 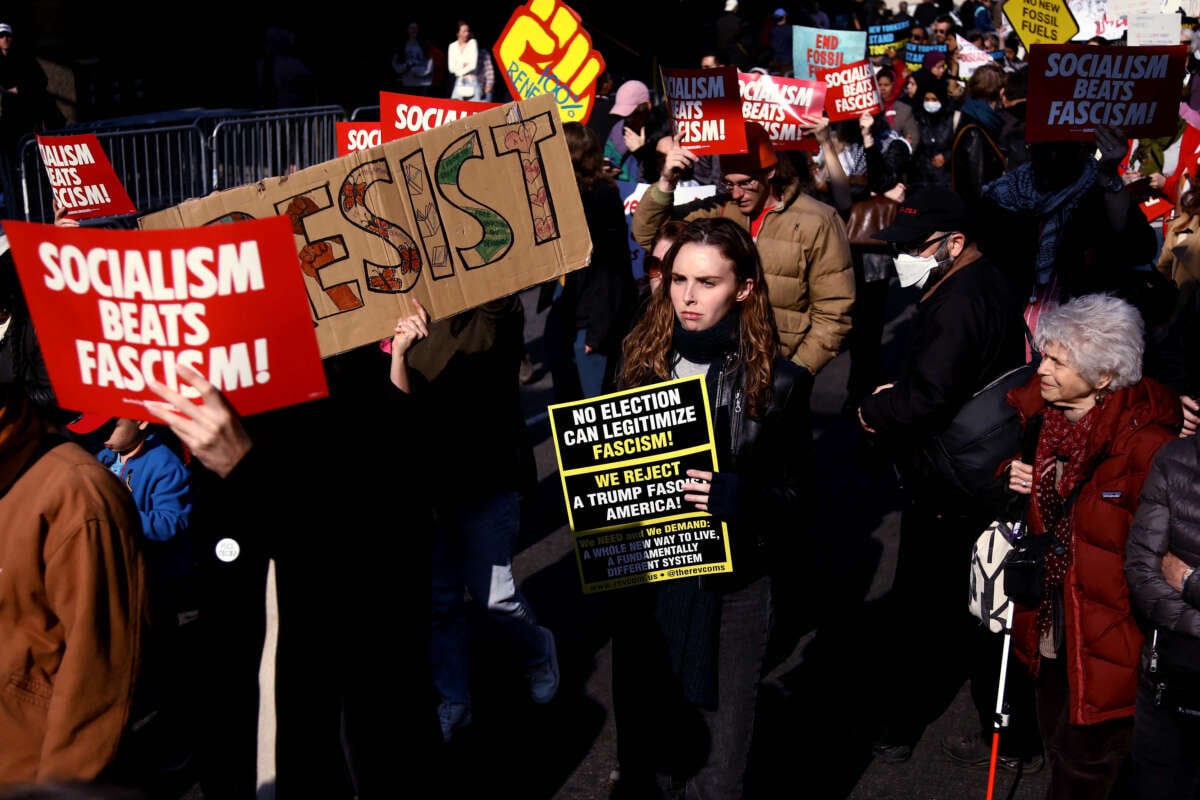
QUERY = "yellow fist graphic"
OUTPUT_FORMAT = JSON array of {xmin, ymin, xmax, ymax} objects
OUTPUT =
[{"xmin": 495, "ymin": 0, "xmax": 606, "ymax": 123}]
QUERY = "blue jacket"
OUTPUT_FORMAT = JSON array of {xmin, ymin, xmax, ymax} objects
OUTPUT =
[{"xmin": 98, "ymin": 434, "xmax": 192, "ymax": 542}]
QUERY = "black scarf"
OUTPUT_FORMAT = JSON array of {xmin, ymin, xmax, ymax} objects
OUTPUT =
[{"xmin": 672, "ymin": 314, "xmax": 738, "ymax": 365}]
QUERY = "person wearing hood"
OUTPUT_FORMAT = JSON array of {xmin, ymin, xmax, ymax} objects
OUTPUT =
[{"xmin": 909, "ymin": 64, "xmax": 955, "ymax": 190}]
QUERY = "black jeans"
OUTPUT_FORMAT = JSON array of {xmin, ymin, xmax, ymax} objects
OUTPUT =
[
  {"xmin": 1131, "ymin": 672, "xmax": 1200, "ymax": 798},
  {"xmin": 612, "ymin": 576, "xmax": 773, "ymax": 800}
]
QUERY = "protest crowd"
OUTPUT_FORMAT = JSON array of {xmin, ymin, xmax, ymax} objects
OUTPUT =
[{"xmin": 6, "ymin": 1, "xmax": 1200, "ymax": 799}]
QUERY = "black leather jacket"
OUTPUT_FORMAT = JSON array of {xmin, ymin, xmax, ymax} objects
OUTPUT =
[{"xmin": 699, "ymin": 350, "xmax": 815, "ymax": 586}]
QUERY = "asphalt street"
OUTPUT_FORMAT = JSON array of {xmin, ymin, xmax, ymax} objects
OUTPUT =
[
  {"xmin": 207, "ymin": 282, "xmax": 1052, "ymax": 800},
  {"xmin": 462, "ymin": 285, "xmax": 1055, "ymax": 800}
]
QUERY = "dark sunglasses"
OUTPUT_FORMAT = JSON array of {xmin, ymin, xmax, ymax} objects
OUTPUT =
[{"xmin": 891, "ymin": 232, "xmax": 952, "ymax": 256}]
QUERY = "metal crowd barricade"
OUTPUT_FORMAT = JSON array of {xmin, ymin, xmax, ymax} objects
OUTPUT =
[
  {"xmin": 13, "ymin": 105, "xmax": 351, "ymax": 225},
  {"xmin": 15, "ymin": 122, "xmax": 210, "ymax": 226},
  {"xmin": 208, "ymin": 105, "xmax": 345, "ymax": 191}
]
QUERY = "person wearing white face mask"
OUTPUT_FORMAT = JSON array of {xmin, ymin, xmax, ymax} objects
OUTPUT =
[{"xmin": 856, "ymin": 186, "xmax": 1040, "ymax": 768}]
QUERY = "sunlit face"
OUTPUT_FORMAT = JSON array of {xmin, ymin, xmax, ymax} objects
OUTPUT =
[
  {"xmin": 720, "ymin": 170, "xmax": 774, "ymax": 216},
  {"xmin": 648, "ymin": 237, "xmax": 675, "ymax": 294},
  {"xmin": 104, "ymin": 418, "xmax": 145, "ymax": 456},
  {"xmin": 670, "ymin": 242, "xmax": 752, "ymax": 331},
  {"xmin": 1036, "ymin": 341, "xmax": 1109, "ymax": 417}
]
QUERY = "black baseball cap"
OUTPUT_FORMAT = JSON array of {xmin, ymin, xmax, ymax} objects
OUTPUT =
[{"xmin": 873, "ymin": 187, "xmax": 971, "ymax": 245}]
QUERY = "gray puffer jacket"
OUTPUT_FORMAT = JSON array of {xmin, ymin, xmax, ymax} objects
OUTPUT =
[{"xmin": 1125, "ymin": 434, "xmax": 1200, "ymax": 650}]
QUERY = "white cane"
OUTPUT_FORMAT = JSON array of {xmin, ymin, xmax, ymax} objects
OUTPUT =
[{"xmin": 986, "ymin": 599, "xmax": 1015, "ymax": 800}]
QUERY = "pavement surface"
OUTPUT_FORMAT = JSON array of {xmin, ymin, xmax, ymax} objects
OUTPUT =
[
  {"xmin": 179, "ymin": 282, "xmax": 1052, "ymax": 800},
  {"xmin": 479, "ymin": 285, "xmax": 1053, "ymax": 800}
]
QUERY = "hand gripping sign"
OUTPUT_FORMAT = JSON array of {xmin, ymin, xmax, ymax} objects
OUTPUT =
[
  {"xmin": 495, "ymin": 0, "xmax": 605, "ymax": 124},
  {"xmin": 37, "ymin": 133, "xmax": 136, "ymax": 221},
  {"xmin": 5, "ymin": 216, "xmax": 328, "ymax": 421}
]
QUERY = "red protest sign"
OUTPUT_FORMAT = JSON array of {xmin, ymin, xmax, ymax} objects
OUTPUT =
[
  {"xmin": 818, "ymin": 60, "xmax": 882, "ymax": 122},
  {"xmin": 5, "ymin": 216, "xmax": 328, "ymax": 421},
  {"xmin": 36, "ymin": 133, "xmax": 136, "ymax": 221},
  {"xmin": 336, "ymin": 122, "xmax": 381, "ymax": 157},
  {"xmin": 1025, "ymin": 44, "xmax": 1188, "ymax": 141},
  {"xmin": 738, "ymin": 72, "xmax": 826, "ymax": 152},
  {"xmin": 379, "ymin": 92, "xmax": 500, "ymax": 143},
  {"xmin": 662, "ymin": 66, "xmax": 747, "ymax": 157}
]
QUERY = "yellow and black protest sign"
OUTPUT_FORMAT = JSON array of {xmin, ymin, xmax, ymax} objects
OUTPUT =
[
  {"xmin": 1003, "ymin": 0, "xmax": 1081, "ymax": 49},
  {"xmin": 549, "ymin": 375, "xmax": 733, "ymax": 594}
]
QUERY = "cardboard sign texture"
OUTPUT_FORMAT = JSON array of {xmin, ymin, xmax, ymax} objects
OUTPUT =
[{"xmin": 140, "ymin": 93, "xmax": 593, "ymax": 359}]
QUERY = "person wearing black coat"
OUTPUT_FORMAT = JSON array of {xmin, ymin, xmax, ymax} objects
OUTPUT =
[
  {"xmin": 857, "ymin": 187, "xmax": 1040, "ymax": 767},
  {"xmin": 541, "ymin": 122, "xmax": 637, "ymax": 401},
  {"xmin": 950, "ymin": 63, "xmax": 1008, "ymax": 211},
  {"xmin": 609, "ymin": 217, "xmax": 814, "ymax": 799},
  {"xmin": 1125, "ymin": 433, "xmax": 1200, "ymax": 797}
]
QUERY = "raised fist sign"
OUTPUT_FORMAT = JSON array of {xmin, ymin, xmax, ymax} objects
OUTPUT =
[{"xmin": 495, "ymin": 0, "xmax": 605, "ymax": 123}]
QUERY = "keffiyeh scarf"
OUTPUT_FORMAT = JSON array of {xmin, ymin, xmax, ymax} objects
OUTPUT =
[{"xmin": 981, "ymin": 157, "xmax": 1098, "ymax": 286}]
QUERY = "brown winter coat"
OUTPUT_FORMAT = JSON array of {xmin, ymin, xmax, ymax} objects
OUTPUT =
[{"xmin": 0, "ymin": 389, "xmax": 147, "ymax": 785}]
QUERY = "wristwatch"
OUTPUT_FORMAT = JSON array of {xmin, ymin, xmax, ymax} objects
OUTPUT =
[{"xmin": 1101, "ymin": 173, "xmax": 1125, "ymax": 193}]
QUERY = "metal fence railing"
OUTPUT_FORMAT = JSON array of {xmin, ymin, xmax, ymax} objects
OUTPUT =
[
  {"xmin": 209, "ymin": 105, "xmax": 345, "ymax": 190},
  {"xmin": 12, "ymin": 104, "xmax": 351, "ymax": 225},
  {"xmin": 16, "ymin": 123, "xmax": 209, "ymax": 226}
]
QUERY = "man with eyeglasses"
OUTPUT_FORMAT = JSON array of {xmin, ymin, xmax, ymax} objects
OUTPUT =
[
  {"xmin": 630, "ymin": 120, "xmax": 854, "ymax": 377},
  {"xmin": 855, "ymin": 186, "xmax": 1037, "ymax": 769}
]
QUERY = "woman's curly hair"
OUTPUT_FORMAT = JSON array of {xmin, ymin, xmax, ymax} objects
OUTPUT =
[{"xmin": 618, "ymin": 217, "xmax": 779, "ymax": 414}]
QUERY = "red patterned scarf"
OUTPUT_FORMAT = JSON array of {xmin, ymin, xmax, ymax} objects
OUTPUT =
[{"xmin": 1031, "ymin": 403, "xmax": 1103, "ymax": 640}]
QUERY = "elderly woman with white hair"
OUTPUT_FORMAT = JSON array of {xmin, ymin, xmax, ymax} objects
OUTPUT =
[{"xmin": 1004, "ymin": 293, "xmax": 1182, "ymax": 799}]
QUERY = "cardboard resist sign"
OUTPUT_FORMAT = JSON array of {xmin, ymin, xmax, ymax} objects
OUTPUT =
[
  {"xmin": 1025, "ymin": 44, "xmax": 1188, "ymax": 140},
  {"xmin": 38, "ymin": 134, "xmax": 136, "ymax": 220},
  {"xmin": 820, "ymin": 60, "xmax": 882, "ymax": 122},
  {"xmin": 5, "ymin": 216, "xmax": 328, "ymax": 421},
  {"xmin": 140, "ymin": 93, "xmax": 591, "ymax": 359},
  {"xmin": 737, "ymin": 72, "xmax": 826, "ymax": 151},
  {"xmin": 494, "ymin": 0, "xmax": 605, "ymax": 123},
  {"xmin": 379, "ymin": 92, "xmax": 499, "ymax": 142},
  {"xmin": 549, "ymin": 375, "xmax": 732, "ymax": 594},
  {"xmin": 663, "ymin": 66, "xmax": 747, "ymax": 156}
]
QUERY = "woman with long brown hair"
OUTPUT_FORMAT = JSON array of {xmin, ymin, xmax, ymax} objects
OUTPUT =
[{"xmin": 609, "ymin": 216, "xmax": 813, "ymax": 799}]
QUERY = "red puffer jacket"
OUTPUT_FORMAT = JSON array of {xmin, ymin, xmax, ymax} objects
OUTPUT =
[{"xmin": 1007, "ymin": 374, "xmax": 1181, "ymax": 725}]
